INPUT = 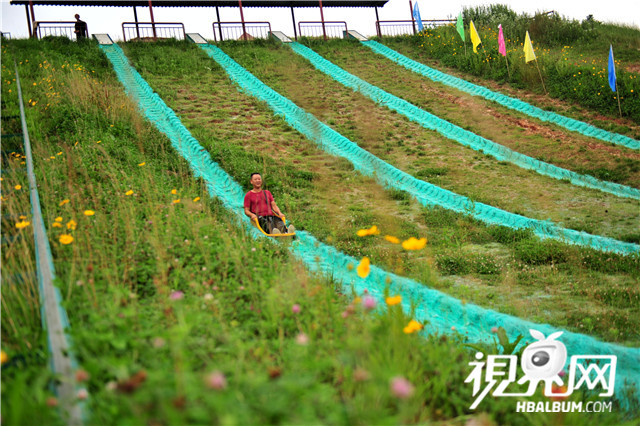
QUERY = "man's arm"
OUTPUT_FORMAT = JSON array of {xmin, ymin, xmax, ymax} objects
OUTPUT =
[
  {"xmin": 270, "ymin": 200, "xmax": 284, "ymax": 218},
  {"xmin": 244, "ymin": 206, "xmax": 258, "ymax": 221}
]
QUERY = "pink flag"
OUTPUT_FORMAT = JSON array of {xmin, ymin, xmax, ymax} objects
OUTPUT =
[{"xmin": 498, "ymin": 24, "xmax": 506, "ymax": 56}]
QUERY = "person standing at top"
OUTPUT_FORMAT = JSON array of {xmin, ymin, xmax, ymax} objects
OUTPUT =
[
  {"xmin": 74, "ymin": 14, "xmax": 88, "ymax": 40},
  {"xmin": 243, "ymin": 172, "xmax": 295, "ymax": 235}
]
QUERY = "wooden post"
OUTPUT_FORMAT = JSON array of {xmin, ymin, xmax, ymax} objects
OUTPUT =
[
  {"xmin": 29, "ymin": 0, "xmax": 36, "ymax": 38},
  {"xmin": 133, "ymin": 6, "xmax": 140, "ymax": 40},
  {"xmin": 238, "ymin": 0, "xmax": 247, "ymax": 40},
  {"xmin": 291, "ymin": 7, "xmax": 298, "ymax": 41},
  {"xmin": 215, "ymin": 7, "xmax": 223, "ymax": 41},
  {"xmin": 148, "ymin": 0, "xmax": 157, "ymax": 40},
  {"xmin": 25, "ymin": 5, "xmax": 32, "ymax": 39},
  {"xmin": 319, "ymin": 0, "xmax": 327, "ymax": 40},
  {"xmin": 409, "ymin": 0, "xmax": 416, "ymax": 35}
]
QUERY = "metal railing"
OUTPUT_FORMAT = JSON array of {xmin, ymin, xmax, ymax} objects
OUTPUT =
[
  {"xmin": 375, "ymin": 19, "xmax": 454, "ymax": 37},
  {"xmin": 122, "ymin": 22, "xmax": 185, "ymax": 42},
  {"xmin": 33, "ymin": 21, "xmax": 87, "ymax": 40},
  {"xmin": 1, "ymin": 32, "xmax": 11, "ymax": 39},
  {"xmin": 212, "ymin": 21, "xmax": 271, "ymax": 41},
  {"xmin": 298, "ymin": 21, "xmax": 348, "ymax": 39}
]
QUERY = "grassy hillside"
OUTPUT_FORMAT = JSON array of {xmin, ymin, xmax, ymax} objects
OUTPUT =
[
  {"xmin": 123, "ymin": 40, "xmax": 639, "ymax": 345},
  {"xmin": 378, "ymin": 5, "xmax": 640, "ymax": 125},
  {"xmin": 1, "ymin": 35, "xmax": 638, "ymax": 425}
]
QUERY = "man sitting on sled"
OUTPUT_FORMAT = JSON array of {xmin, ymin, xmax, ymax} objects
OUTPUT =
[{"xmin": 243, "ymin": 172, "xmax": 295, "ymax": 235}]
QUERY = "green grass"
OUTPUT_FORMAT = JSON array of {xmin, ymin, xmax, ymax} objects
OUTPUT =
[
  {"xmin": 301, "ymin": 38, "xmax": 640, "ymax": 189},
  {"xmin": 1, "ymin": 37, "xmax": 638, "ymax": 425},
  {"xmin": 120, "ymin": 40, "xmax": 640, "ymax": 346},
  {"xmin": 377, "ymin": 7, "xmax": 640, "ymax": 126}
]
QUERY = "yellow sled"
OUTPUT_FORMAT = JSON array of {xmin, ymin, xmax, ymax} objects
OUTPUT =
[{"xmin": 252, "ymin": 216, "xmax": 296, "ymax": 238}]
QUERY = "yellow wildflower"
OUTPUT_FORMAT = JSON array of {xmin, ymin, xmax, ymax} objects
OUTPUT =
[
  {"xmin": 193, "ymin": 197, "xmax": 201, "ymax": 202},
  {"xmin": 125, "ymin": 190, "xmax": 134, "ymax": 196},
  {"xmin": 403, "ymin": 320, "xmax": 424, "ymax": 334},
  {"xmin": 138, "ymin": 162, "xmax": 146, "ymax": 166},
  {"xmin": 401, "ymin": 237, "xmax": 427, "ymax": 250},
  {"xmin": 172, "ymin": 199, "xmax": 181, "ymax": 204},
  {"xmin": 59, "ymin": 199, "xmax": 70, "ymax": 206},
  {"xmin": 357, "ymin": 225, "xmax": 380, "ymax": 237},
  {"xmin": 84, "ymin": 210, "xmax": 95, "ymax": 216},
  {"xmin": 386, "ymin": 295, "xmax": 402, "ymax": 306},
  {"xmin": 356, "ymin": 257, "xmax": 370, "ymax": 279},
  {"xmin": 55, "ymin": 217, "xmax": 63, "ymax": 222},
  {"xmin": 171, "ymin": 189, "xmax": 177, "ymax": 195},
  {"xmin": 15, "ymin": 221, "xmax": 30, "ymax": 229},
  {"xmin": 1, "ymin": 350, "xmax": 8, "ymax": 365},
  {"xmin": 14, "ymin": 185, "xmax": 22, "ymax": 190},
  {"xmin": 67, "ymin": 219, "xmax": 77, "ymax": 230},
  {"xmin": 59, "ymin": 234, "xmax": 74, "ymax": 245},
  {"xmin": 384, "ymin": 235, "xmax": 400, "ymax": 244},
  {"xmin": 52, "ymin": 222, "xmax": 62, "ymax": 228}
]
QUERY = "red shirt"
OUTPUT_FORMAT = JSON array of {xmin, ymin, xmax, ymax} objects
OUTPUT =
[{"xmin": 244, "ymin": 190, "xmax": 274, "ymax": 216}]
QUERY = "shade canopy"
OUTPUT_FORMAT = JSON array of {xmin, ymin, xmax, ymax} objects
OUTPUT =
[{"xmin": 10, "ymin": 0, "xmax": 390, "ymax": 8}]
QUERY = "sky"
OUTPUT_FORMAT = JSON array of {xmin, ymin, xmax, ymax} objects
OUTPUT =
[{"xmin": 1, "ymin": 0, "xmax": 639, "ymax": 41}]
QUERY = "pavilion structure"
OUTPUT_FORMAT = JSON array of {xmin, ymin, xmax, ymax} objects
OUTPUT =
[{"xmin": 10, "ymin": 0, "xmax": 391, "ymax": 41}]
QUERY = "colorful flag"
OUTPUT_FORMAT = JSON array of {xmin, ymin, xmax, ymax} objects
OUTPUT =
[
  {"xmin": 608, "ymin": 45, "xmax": 616, "ymax": 92},
  {"xmin": 456, "ymin": 12, "xmax": 465, "ymax": 41},
  {"xmin": 470, "ymin": 20, "xmax": 481, "ymax": 53},
  {"xmin": 498, "ymin": 24, "xmax": 506, "ymax": 56},
  {"xmin": 524, "ymin": 31, "xmax": 536, "ymax": 63},
  {"xmin": 413, "ymin": 2, "xmax": 424, "ymax": 32}
]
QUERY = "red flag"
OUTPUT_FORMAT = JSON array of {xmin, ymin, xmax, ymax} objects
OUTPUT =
[{"xmin": 498, "ymin": 24, "xmax": 506, "ymax": 57}]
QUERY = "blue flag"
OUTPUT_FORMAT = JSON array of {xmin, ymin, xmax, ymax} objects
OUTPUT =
[
  {"xmin": 413, "ymin": 3, "xmax": 424, "ymax": 32},
  {"xmin": 608, "ymin": 45, "xmax": 616, "ymax": 92}
]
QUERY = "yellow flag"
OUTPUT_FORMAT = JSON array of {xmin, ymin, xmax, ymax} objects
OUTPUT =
[
  {"xmin": 524, "ymin": 31, "xmax": 536, "ymax": 63},
  {"xmin": 470, "ymin": 21, "xmax": 482, "ymax": 53}
]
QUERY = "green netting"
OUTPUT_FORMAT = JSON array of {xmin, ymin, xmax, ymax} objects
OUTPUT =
[
  {"xmin": 99, "ymin": 43, "xmax": 639, "ymax": 411},
  {"xmin": 288, "ymin": 42, "xmax": 639, "ymax": 201},
  {"xmin": 197, "ymin": 43, "xmax": 638, "ymax": 255},
  {"xmin": 363, "ymin": 40, "xmax": 640, "ymax": 151}
]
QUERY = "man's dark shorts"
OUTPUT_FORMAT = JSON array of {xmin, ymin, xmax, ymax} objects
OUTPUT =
[{"xmin": 258, "ymin": 215, "xmax": 286, "ymax": 233}]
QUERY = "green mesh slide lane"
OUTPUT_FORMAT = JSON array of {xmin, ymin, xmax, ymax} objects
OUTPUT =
[
  {"xmin": 363, "ymin": 40, "xmax": 640, "ymax": 151},
  {"xmin": 198, "ymin": 43, "xmax": 638, "ymax": 255},
  {"xmin": 99, "ymin": 43, "xmax": 639, "ymax": 410},
  {"xmin": 288, "ymin": 42, "xmax": 639, "ymax": 200}
]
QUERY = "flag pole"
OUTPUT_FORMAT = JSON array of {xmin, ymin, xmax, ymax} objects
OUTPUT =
[
  {"xmin": 504, "ymin": 54, "xmax": 511, "ymax": 79},
  {"xmin": 615, "ymin": 79, "xmax": 622, "ymax": 118},
  {"xmin": 534, "ymin": 58, "xmax": 547, "ymax": 95}
]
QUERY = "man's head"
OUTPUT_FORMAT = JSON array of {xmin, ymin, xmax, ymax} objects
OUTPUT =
[
  {"xmin": 75, "ymin": 14, "xmax": 80, "ymax": 20},
  {"xmin": 250, "ymin": 172, "xmax": 262, "ymax": 190}
]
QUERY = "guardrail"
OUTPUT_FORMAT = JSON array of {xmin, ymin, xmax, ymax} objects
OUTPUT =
[
  {"xmin": 33, "ymin": 21, "xmax": 87, "ymax": 40},
  {"xmin": 13, "ymin": 60, "xmax": 86, "ymax": 425},
  {"xmin": 298, "ymin": 21, "xmax": 347, "ymax": 39},
  {"xmin": 212, "ymin": 21, "xmax": 271, "ymax": 41},
  {"xmin": 375, "ymin": 19, "xmax": 454, "ymax": 37},
  {"xmin": 122, "ymin": 22, "xmax": 185, "ymax": 42}
]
